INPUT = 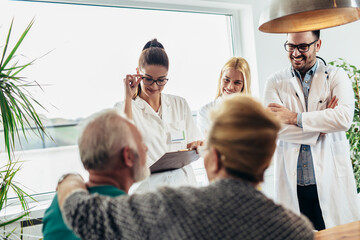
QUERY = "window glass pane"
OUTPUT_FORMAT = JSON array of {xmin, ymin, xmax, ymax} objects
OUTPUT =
[{"xmin": 0, "ymin": 0, "xmax": 233, "ymax": 196}]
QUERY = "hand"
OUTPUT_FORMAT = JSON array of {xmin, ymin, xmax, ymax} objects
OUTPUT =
[
  {"xmin": 326, "ymin": 96, "xmax": 338, "ymax": 109},
  {"xmin": 57, "ymin": 173, "xmax": 86, "ymax": 209},
  {"xmin": 187, "ymin": 140, "xmax": 203, "ymax": 150},
  {"xmin": 56, "ymin": 173, "xmax": 84, "ymax": 191},
  {"xmin": 124, "ymin": 69, "xmax": 143, "ymax": 99},
  {"xmin": 320, "ymin": 96, "xmax": 338, "ymax": 136},
  {"xmin": 267, "ymin": 103, "xmax": 298, "ymax": 125}
]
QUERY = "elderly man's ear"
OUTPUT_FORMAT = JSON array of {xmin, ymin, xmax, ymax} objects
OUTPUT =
[{"xmin": 121, "ymin": 146, "xmax": 135, "ymax": 168}]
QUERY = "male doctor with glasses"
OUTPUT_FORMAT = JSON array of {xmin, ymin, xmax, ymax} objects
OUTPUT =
[{"xmin": 264, "ymin": 30, "xmax": 360, "ymax": 230}]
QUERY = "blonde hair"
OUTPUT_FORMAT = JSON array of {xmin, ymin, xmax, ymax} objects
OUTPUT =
[
  {"xmin": 215, "ymin": 57, "xmax": 251, "ymax": 99},
  {"xmin": 208, "ymin": 95, "xmax": 280, "ymax": 183}
]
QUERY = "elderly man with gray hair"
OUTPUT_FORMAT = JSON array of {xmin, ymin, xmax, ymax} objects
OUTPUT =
[
  {"xmin": 42, "ymin": 109, "xmax": 149, "ymax": 240},
  {"xmin": 56, "ymin": 96, "xmax": 314, "ymax": 240}
]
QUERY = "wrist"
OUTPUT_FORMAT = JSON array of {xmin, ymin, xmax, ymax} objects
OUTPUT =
[
  {"xmin": 125, "ymin": 95, "xmax": 133, "ymax": 102},
  {"xmin": 57, "ymin": 173, "xmax": 86, "ymax": 209},
  {"xmin": 291, "ymin": 112, "xmax": 298, "ymax": 125},
  {"xmin": 57, "ymin": 173, "xmax": 83, "ymax": 188}
]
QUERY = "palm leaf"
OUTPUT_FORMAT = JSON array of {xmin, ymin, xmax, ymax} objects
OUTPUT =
[
  {"xmin": 0, "ymin": 18, "xmax": 52, "ymax": 228},
  {"xmin": 0, "ymin": 160, "xmax": 34, "ymax": 227},
  {"xmin": 0, "ymin": 19, "xmax": 14, "ymax": 67},
  {"xmin": 0, "ymin": 211, "xmax": 29, "ymax": 227},
  {"xmin": 0, "ymin": 18, "xmax": 50, "ymax": 154},
  {"xmin": 0, "ymin": 90, "xmax": 15, "ymax": 159},
  {"xmin": 0, "ymin": 18, "xmax": 34, "ymax": 72}
]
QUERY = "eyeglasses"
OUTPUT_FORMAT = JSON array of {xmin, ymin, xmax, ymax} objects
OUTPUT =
[
  {"xmin": 284, "ymin": 39, "xmax": 318, "ymax": 53},
  {"xmin": 141, "ymin": 76, "xmax": 168, "ymax": 86}
]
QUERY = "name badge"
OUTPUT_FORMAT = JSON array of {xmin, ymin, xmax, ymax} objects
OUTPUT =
[{"xmin": 171, "ymin": 131, "xmax": 185, "ymax": 142}]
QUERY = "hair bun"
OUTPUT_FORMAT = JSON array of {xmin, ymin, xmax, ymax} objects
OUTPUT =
[{"xmin": 143, "ymin": 38, "xmax": 164, "ymax": 50}]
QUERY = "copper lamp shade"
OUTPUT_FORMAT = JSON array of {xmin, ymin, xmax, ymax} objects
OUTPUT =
[{"xmin": 259, "ymin": 0, "xmax": 360, "ymax": 33}]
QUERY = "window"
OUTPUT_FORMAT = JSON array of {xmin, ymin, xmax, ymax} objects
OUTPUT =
[{"xmin": 0, "ymin": 0, "xmax": 234, "ymax": 197}]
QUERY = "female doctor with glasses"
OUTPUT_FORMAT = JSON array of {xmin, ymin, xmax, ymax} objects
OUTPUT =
[{"xmin": 115, "ymin": 39, "xmax": 203, "ymax": 193}]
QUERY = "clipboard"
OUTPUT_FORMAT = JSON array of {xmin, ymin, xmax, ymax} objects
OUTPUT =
[{"xmin": 150, "ymin": 149, "xmax": 200, "ymax": 174}]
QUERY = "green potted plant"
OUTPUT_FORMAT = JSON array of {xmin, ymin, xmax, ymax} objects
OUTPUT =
[
  {"xmin": 0, "ymin": 18, "xmax": 49, "ymax": 227},
  {"xmin": 329, "ymin": 58, "xmax": 360, "ymax": 193}
]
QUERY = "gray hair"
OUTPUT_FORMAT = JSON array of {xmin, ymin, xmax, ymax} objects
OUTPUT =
[{"xmin": 78, "ymin": 109, "xmax": 137, "ymax": 170}]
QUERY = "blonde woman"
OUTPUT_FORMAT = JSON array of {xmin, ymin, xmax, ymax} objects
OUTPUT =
[{"xmin": 197, "ymin": 57, "xmax": 251, "ymax": 137}]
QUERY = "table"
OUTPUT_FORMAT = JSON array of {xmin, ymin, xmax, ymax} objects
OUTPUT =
[{"xmin": 315, "ymin": 221, "xmax": 360, "ymax": 240}]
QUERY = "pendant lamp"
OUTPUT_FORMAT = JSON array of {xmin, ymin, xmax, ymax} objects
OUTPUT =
[{"xmin": 259, "ymin": 0, "xmax": 360, "ymax": 33}]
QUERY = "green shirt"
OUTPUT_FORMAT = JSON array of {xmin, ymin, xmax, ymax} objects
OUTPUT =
[{"xmin": 42, "ymin": 185, "xmax": 125, "ymax": 240}]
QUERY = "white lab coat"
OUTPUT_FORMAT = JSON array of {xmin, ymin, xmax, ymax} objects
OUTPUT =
[
  {"xmin": 197, "ymin": 97, "xmax": 223, "ymax": 138},
  {"xmin": 264, "ymin": 60, "xmax": 360, "ymax": 228},
  {"xmin": 115, "ymin": 93, "xmax": 202, "ymax": 193}
]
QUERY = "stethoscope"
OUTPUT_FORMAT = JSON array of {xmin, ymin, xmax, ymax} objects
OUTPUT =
[
  {"xmin": 317, "ymin": 56, "xmax": 330, "ymax": 82},
  {"xmin": 291, "ymin": 56, "xmax": 330, "ymax": 105},
  {"xmin": 316, "ymin": 57, "xmax": 331, "ymax": 101},
  {"xmin": 291, "ymin": 56, "xmax": 328, "ymax": 77}
]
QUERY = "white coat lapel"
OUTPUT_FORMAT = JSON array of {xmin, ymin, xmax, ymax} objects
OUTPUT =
[
  {"xmin": 308, "ymin": 63, "xmax": 327, "ymax": 112},
  {"xmin": 134, "ymin": 97, "xmax": 158, "ymax": 117},
  {"xmin": 289, "ymin": 75, "xmax": 306, "ymax": 112},
  {"xmin": 160, "ymin": 93, "xmax": 171, "ymax": 123}
]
